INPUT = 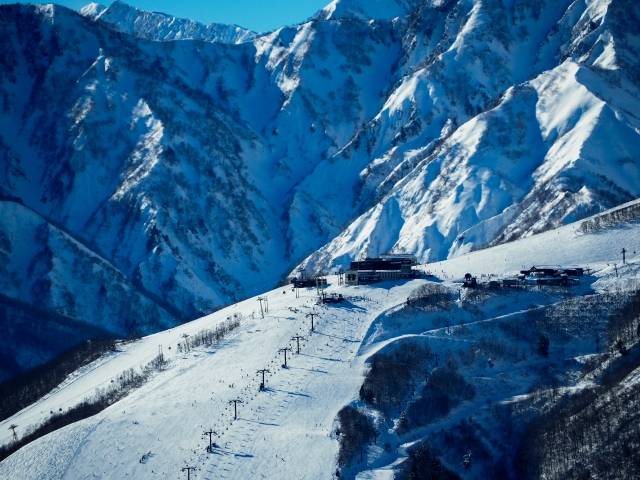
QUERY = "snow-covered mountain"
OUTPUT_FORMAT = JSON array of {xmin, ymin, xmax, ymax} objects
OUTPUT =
[
  {"xmin": 1, "ymin": 201, "xmax": 639, "ymax": 479},
  {"xmin": 0, "ymin": 201, "xmax": 176, "ymax": 379},
  {"xmin": 78, "ymin": 2, "xmax": 106, "ymax": 20},
  {"xmin": 298, "ymin": 0, "xmax": 640, "ymax": 272},
  {"xmin": 319, "ymin": 0, "xmax": 421, "ymax": 21},
  {"xmin": 1, "ymin": 0, "xmax": 639, "ymax": 376},
  {"xmin": 80, "ymin": 1, "xmax": 256, "ymax": 43}
]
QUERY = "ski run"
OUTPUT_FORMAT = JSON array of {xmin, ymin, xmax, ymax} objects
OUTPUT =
[{"xmin": 1, "ymin": 203, "xmax": 640, "ymax": 479}]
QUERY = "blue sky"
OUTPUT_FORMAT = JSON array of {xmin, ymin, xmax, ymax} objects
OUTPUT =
[{"xmin": 1, "ymin": 0, "xmax": 330, "ymax": 32}]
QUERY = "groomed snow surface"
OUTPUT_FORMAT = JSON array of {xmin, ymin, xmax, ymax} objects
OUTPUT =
[{"xmin": 1, "ymin": 207, "xmax": 639, "ymax": 479}]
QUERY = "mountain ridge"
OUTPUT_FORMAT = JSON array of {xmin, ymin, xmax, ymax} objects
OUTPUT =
[
  {"xmin": 80, "ymin": 1, "xmax": 256, "ymax": 43},
  {"xmin": 1, "ymin": 0, "xmax": 639, "ymax": 376}
]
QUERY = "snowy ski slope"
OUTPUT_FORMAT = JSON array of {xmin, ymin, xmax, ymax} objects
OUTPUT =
[{"xmin": 1, "ymin": 204, "xmax": 639, "ymax": 479}]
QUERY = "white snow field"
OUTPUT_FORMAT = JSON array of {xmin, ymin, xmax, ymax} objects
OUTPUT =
[{"xmin": 1, "ymin": 204, "xmax": 639, "ymax": 479}]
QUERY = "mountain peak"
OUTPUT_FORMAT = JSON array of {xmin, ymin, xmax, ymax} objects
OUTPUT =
[
  {"xmin": 320, "ymin": 0, "xmax": 419, "ymax": 20},
  {"xmin": 78, "ymin": 2, "xmax": 107, "ymax": 20},
  {"xmin": 80, "ymin": 0, "xmax": 256, "ymax": 43}
]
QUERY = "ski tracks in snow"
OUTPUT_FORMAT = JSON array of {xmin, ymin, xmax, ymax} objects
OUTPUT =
[{"xmin": 198, "ymin": 310, "xmax": 368, "ymax": 479}]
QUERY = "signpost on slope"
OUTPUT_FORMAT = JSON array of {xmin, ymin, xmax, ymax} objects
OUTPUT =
[
  {"xmin": 291, "ymin": 335, "xmax": 305, "ymax": 354},
  {"xmin": 181, "ymin": 466, "xmax": 196, "ymax": 480},
  {"xmin": 257, "ymin": 297, "xmax": 266, "ymax": 318},
  {"xmin": 257, "ymin": 368, "xmax": 270, "ymax": 391},
  {"xmin": 229, "ymin": 399, "xmax": 243, "ymax": 420},
  {"xmin": 306, "ymin": 312, "xmax": 318, "ymax": 333},
  {"xmin": 203, "ymin": 429, "xmax": 216, "ymax": 453},
  {"xmin": 8, "ymin": 424, "xmax": 17, "ymax": 441},
  {"xmin": 278, "ymin": 347, "xmax": 292, "ymax": 368}
]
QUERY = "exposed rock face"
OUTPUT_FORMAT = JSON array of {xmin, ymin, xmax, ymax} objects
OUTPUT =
[{"xmin": 1, "ymin": 0, "xmax": 639, "ymax": 373}]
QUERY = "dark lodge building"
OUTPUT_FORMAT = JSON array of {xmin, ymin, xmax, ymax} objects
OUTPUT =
[
  {"xmin": 292, "ymin": 277, "xmax": 327, "ymax": 288},
  {"xmin": 345, "ymin": 254, "xmax": 418, "ymax": 285},
  {"xmin": 519, "ymin": 265, "xmax": 584, "ymax": 286}
]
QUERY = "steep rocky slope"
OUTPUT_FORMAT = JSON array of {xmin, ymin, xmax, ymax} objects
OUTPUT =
[
  {"xmin": 0, "ymin": 200, "xmax": 176, "ymax": 379},
  {"xmin": 298, "ymin": 0, "xmax": 640, "ymax": 271},
  {"xmin": 1, "ymin": 0, "xmax": 639, "ymax": 374}
]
